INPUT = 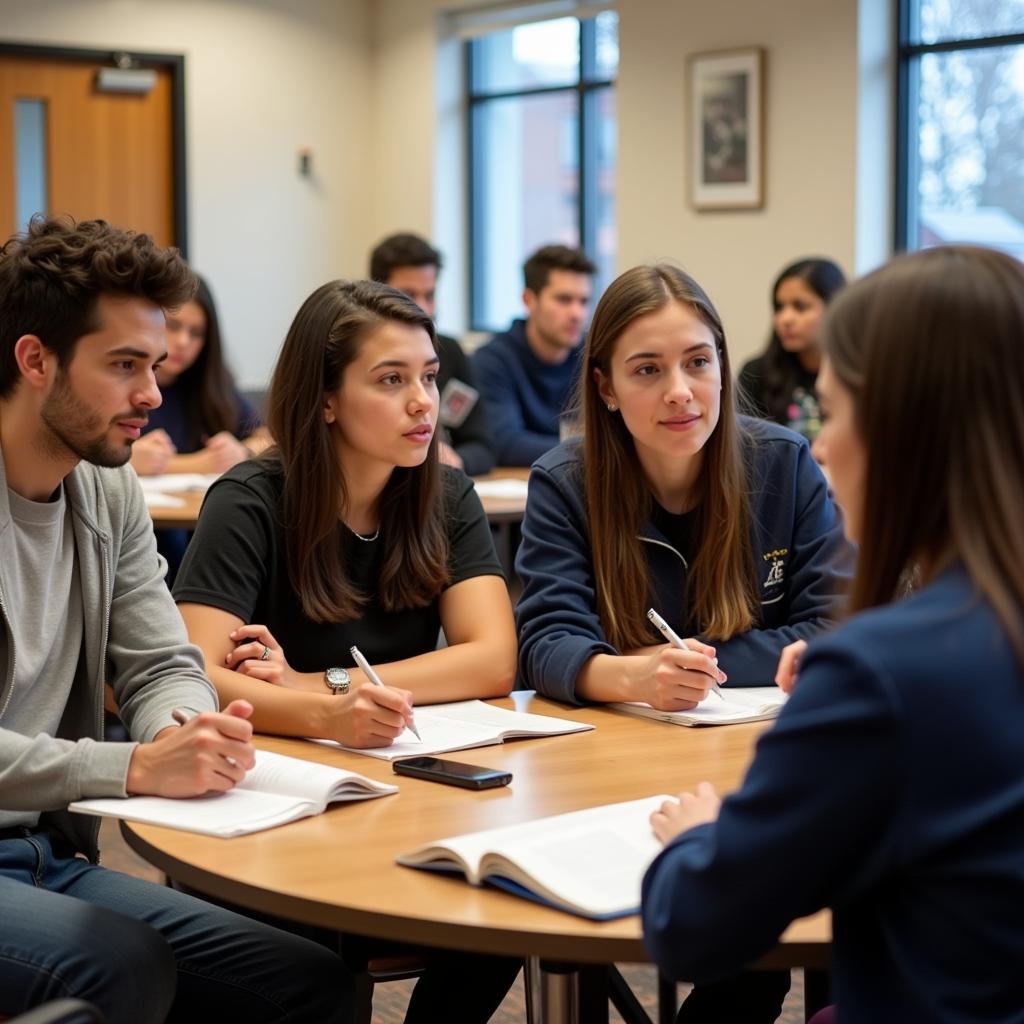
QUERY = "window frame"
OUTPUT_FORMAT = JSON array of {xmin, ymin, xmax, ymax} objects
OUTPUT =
[
  {"xmin": 465, "ymin": 14, "xmax": 616, "ymax": 331},
  {"xmin": 895, "ymin": 1, "xmax": 1024, "ymax": 251}
]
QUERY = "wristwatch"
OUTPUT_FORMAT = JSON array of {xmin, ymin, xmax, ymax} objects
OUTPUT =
[{"xmin": 324, "ymin": 666, "xmax": 350, "ymax": 695}]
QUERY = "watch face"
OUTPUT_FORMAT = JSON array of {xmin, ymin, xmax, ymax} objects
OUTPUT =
[{"xmin": 325, "ymin": 667, "xmax": 350, "ymax": 694}]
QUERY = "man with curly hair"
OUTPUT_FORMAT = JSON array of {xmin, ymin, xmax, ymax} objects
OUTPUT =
[{"xmin": 0, "ymin": 217, "xmax": 348, "ymax": 1024}]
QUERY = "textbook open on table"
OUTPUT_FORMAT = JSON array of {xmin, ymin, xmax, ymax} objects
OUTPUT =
[
  {"xmin": 329, "ymin": 699, "xmax": 593, "ymax": 761},
  {"xmin": 610, "ymin": 686, "xmax": 787, "ymax": 727},
  {"xmin": 397, "ymin": 795, "xmax": 670, "ymax": 920},
  {"xmin": 69, "ymin": 750, "xmax": 397, "ymax": 837}
]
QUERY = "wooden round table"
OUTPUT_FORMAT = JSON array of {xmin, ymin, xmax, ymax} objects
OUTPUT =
[{"xmin": 123, "ymin": 692, "xmax": 829, "ymax": 1021}]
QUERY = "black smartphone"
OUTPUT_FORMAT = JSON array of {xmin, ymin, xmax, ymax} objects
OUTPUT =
[{"xmin": 392, "ymin": 756, "xmax": 512, "ymax": 790}]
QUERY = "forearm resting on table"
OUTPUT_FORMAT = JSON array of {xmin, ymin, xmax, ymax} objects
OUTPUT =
[
  {"xmin": 576, "ymin": 652, "xmax": 644, "ymax": 702},
  {"xmin": 207, "ymin": 639, "xmax": 513, "ymax": 741}
]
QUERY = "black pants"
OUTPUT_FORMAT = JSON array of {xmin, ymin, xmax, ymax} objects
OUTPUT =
[
  {"xmin": 177, "ymin": 882, "xmax": 520, "ymax": 1023},
  {"xmin": 676, "ymin": 969, "xmax": 791, "ymax": 1024}
]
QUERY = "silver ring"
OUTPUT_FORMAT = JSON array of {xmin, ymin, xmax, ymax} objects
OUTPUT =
[{"xmin": 259, "ymin": 645, "xmax": 272, "ymax": 661}]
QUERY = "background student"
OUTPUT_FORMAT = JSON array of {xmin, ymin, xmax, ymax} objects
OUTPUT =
[
  {"xmin": 643, "ymin": 245, "xmax": 1024, "ymax": 1022},
  {"xmin": 130, "ymin": 275, "xmax": 271, "ymax": 577},
  {"xmin": 516, "ymin": 263, "xmax": 852, "ymax": 711},
  {"xmin": 0, "ymin": 216, "xmax": 347, "ymax": 1024},
  {"xmin": 172, "ymin": 279, "xmax": 520, "ymax": 1022},
  {"xmin": 473, "ymin": 244, "xmax": 594, "ymax": 466},
  {"xmin": 370, "ymin": 232, "xmax": 495, "ymax": 475},
  {"xmin": 737, "ymin": 257, "xmax": 846, "ymax": 440},
  {"xmin": 130, "ymin": 274, "xmax": 269, "ymax": 476}
]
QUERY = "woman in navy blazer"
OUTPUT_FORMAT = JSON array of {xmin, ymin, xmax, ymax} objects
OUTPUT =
[{"xmin": 642, "ymin": 246, "xmax": 1024, "ymax": 1022}]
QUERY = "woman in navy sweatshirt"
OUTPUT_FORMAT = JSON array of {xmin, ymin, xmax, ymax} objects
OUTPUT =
[
  {"xmin": 642, "ymin": 246, "xmax": 1024, "ymax": 1022},
  {"xmin": 515, "ymin": 263, "xmax": 852, "ymax": 1021},
  {"xmin": 516, "ymin": 263, "xmax": 852, "ymax": 709}
]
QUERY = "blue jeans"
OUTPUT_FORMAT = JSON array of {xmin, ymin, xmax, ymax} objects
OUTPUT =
[{"xmin": 0, "ymin": 832, "xmax": 350, "ymax": 1024}]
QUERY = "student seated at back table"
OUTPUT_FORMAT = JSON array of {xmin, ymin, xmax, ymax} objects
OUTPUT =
[
  {"xmin": 370, "ymin": 231, "xmax": 495, "ymax": 475},
  {"xmin": 472, "ymin": 243, "xmax": 594, "ymax": 465},
  {"xmin": 514, "ymin": 262, "xmax": 852, "ymax": 1022},
  {"xmin": 130, "ymin": 274, "xmax": 270, "ymax": 576},
  {"xmin": 172, "ymin": 279, "xmax": 520, "ymax": 1023},
  {"xmin": 642, "ymin": 245, "xmax": 1024, "ymax": 1023},
  {"xmin": 737, "ymin": 257, "xmax": 846, "ymax": 441},
  {"xmin": 0, "ymin": 215, "xmax": 346, "ymax": 1024}
]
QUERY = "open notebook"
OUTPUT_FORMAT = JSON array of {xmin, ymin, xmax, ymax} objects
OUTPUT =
[
  {"xmin": 398, "ymin": 795, "xmax": 670, "ymax": 920},
  {"xmin": 610, "ymin": 686, "xmax": 787, "ymax": 727},
  {"xmin": 69, "ymin": 749, "xmax": 397, "ymax": 837},
  {"xmin": 326, "ymin": 699, "xmax": 593, "ymax": 761}
]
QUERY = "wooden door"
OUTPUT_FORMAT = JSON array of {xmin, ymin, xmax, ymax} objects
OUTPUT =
[{"xmin": 0, "ymin": 54, "xmax": 175, "ymax": 245}]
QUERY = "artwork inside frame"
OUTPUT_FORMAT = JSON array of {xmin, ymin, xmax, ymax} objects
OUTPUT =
[{"xmin": 688, "ymin": 47, "xmax": 764, "ymax": 210}]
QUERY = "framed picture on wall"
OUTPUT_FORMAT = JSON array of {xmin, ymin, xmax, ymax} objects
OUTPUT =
[{"xmin": 688, "ymin": 47, "xmax": 764, "ymax": 210}]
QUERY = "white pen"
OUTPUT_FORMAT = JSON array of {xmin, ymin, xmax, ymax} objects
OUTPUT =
[
  {"xmin": 349, "ymin": 645, "xmax": 422, "ymax": 740},
  {"xmin": 646, "ymin": 608, "xmax": 726, "ymax": 701}
]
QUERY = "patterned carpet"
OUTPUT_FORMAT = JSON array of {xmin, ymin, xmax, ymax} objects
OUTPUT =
[{"xmin": 101, "ymin": 818, "xmax": 809, "ymax": 1022}]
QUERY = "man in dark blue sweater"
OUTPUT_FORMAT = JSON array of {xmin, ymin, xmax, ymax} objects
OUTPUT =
[{"xmin": 472, "ymin": 244, "xmax": 595, "ymax": 466}]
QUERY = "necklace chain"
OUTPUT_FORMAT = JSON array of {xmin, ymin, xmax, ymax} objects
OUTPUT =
[{"xmin": 348, "ymin": 524, "xmax": 380, "ymax": 543}]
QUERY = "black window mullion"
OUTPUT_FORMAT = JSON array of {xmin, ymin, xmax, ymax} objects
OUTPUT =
[
  {"xmin": 578, "ymin": 19, "xmax": 591, "ymax": 252},
  {"xmin": 895, "ymin": 0, "xmax": 912, "ymax": 251}
]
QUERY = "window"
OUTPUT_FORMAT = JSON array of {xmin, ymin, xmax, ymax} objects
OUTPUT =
[
  {"xmin": 897, "ymin": 0, "xmax": 1024, "ymax": 257},
  {"xmin": 467, "ymin": 11, "xmax": 618, "ymax": 331}
]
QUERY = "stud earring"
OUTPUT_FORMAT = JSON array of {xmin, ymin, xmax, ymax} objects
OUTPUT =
[{"xmin": 607, "ymin": 403, "xmax": 617, "ymax": 412}]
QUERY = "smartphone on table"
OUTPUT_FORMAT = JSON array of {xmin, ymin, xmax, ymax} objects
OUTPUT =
[{"xmin": 393, "ymin": 756, "xmax": 512, "ymax": 790}]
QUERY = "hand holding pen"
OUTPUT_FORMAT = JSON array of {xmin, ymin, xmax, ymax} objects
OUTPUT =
[
  {"xmin": 645, "ymin": 608, "xmax": 728, "ymax": 705},
  {"xmin": 350, "ymin": 645, "xmax": 422, "ymax": 740}
]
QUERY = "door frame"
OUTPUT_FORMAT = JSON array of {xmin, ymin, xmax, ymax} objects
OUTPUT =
[{"xmin": 0, "ymin": 40, "xmax": 188, "ymax": 256}]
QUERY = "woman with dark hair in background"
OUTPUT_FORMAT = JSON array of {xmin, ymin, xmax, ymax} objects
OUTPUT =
[
  {"xmin": 172, "ymin": 278, "xmax": 519, "ymax": 1023},
  {"xmin": 131, "ymin": 276, "xmax": 270, "ymax": 577},
  {"xmin": 643, "ymin": 246, "xmax": 1024, "ymax": 1023},
  {"xmin": 738, "ymin": 258, "xmax": 846, "ymax": 440},
  {"xmin": 131, "ymin": 275, "xmax": 269, "ymax": 477}
]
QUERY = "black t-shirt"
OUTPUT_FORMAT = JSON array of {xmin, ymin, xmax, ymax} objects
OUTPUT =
[
  {"xmin": 172, "ymin": 461, "xmax": 503, "ymax": 672},
  {"xmin": 737, "ymin": 354, "xmax": 821, "ymax": 440}
]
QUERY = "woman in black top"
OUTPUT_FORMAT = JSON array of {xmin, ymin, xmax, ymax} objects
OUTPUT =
[
  {"xmin": 173, "ymin": 280, "xmax": 520, "ymax": 1024},
  {"xmin": 174, "ymin": 279, "xmax": 516, "ymax": 747},
  {"xmin": 738, "ymin": 258, "xmax": 845, "ymax": 440}
]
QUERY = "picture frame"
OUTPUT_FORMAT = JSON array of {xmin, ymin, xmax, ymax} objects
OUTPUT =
[{"xmin": 687, "ymin": 47, "xmax": 764, "ymax": 210}]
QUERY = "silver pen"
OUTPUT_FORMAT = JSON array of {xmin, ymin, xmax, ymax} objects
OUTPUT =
[
  {"xmin": 646, "ymin": 608, "xmax": 725, "ymax": 701},
  {"xmin": 349, "ymin": 645, "xmax": 422, "ymax": 740}
]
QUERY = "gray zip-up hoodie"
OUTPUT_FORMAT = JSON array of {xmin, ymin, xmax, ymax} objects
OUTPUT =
[{"xmin": 0, "ymin": 449, "xmax": 217, "ymax": 860}]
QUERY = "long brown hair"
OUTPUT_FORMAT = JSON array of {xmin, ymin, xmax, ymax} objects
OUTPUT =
[
  {"xmin": 264, "ymin": 280, "xmax": 448, "ymax": 623},
  {"xmin": 746, "ymin": 257, "xmax": 845, "ymax": 424},
  {"xmin": 171, "ymin": 276, "xmax": 245, "ymax": 450},
  {"xmin": 824, "ymin": 245, "xmax": 1024, "ymax": 664},
  {"xmin": 581, "ymin": 263, "xmax": 756, "ymax": 649}
]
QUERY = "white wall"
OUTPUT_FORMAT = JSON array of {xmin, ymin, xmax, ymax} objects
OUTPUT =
[
  {"xmin": 617, "ymin": 0, "xmax": 862, "ymax": 361},
  {"xmin": 1, "ymin": 0, "xmax": 893, "ymax": 379},
  {"xmin": 0, "ymin": 0, "xmax": 373, "ymax": 388},
  {"xmin": 369, "ymin": 0, "xmax": 893, "ymax": 366}
]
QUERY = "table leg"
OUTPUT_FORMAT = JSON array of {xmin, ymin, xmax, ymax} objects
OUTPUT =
[{"xmin": 538, "ymin": 959, "xmax": 579, "ymax": 1024}]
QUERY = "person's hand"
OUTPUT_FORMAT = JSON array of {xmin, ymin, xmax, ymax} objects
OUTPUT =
[
  {"xmin": 775, "ymin": 640, "xmax": 807, "ymax": 695},
  {"xmin": 631, "ymin": 640, "xmax": 727, "ymax": 710},
  {"xmin": 226, "ymin": 624, "xmax": 311, "ymax": 690},
  {"xmin": 650, "ymin": 782, "xmax": 722, "ymax": 844},
  {"xmin": 203, "ymin": 431, "xmax": 251, "ymax": 472},
  {"xmin": 130, "ymin": 429, "xmax": 177, "ymax": 475},
  {"xmin": 326, "ymin": 683, "xmax": 415, "ymax": 748},
  {"xmin": 126, "ymin": 699, "xmax": 256, "ymax": 797},
  {"xmin": 438, "ymin": 441, "xmax": 464, "ymax": 470}
]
